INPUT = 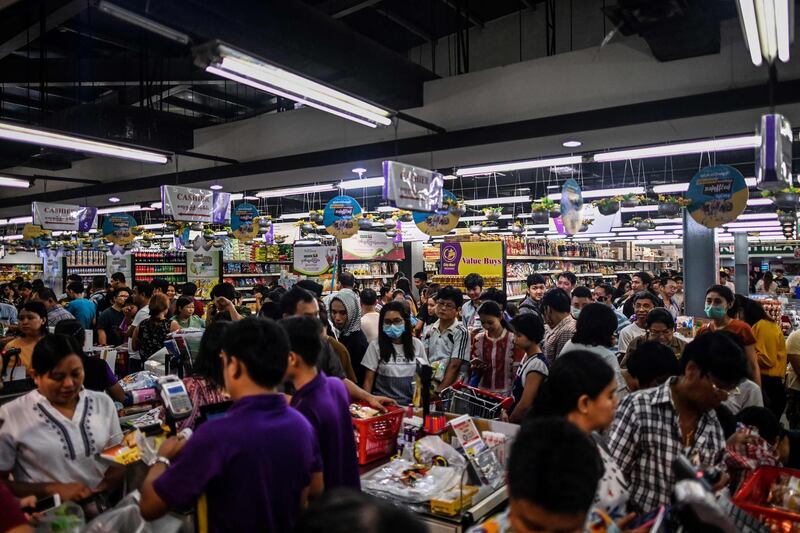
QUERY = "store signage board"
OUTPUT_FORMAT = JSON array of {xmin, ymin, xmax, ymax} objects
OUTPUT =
[
  {"xmin": 106, "ymin": 251, "xmax": 132, "ymax": 282},
  {"xmin": 32, "ymin": 202, "xmax": 97, "ymax": 232},
  {"xmin": 161, "ymin": 185, "xmax": 231, "ymax": 223},
  {"xmin": 560, "ymin": 179, "xmax": 583, "ymax": 235},
  {"xmin": 757, "ymin": 114, "xmax": 792, "ymax": 191},
  {"xmin": 101, "ymin": 213, "xmax": 137, "ymax": 245},
  {"xmin": 342, "ymin": 231, "xmax": 405, "ymax": 261},
  {"xmin": 720, "ymin": 243, "xmax": 800, "ymax": 255},
  {"xmin": 399, "ymin": 221, "xmax": 429, "ymax": 242},
  {"xmin": 272, "ymin": 222, "xmax": 300, "ymax": 244},
  {"xmin": 580, "ymin": 205, "xmax": 619, "ymax": 233},
  {"xmin": 230, "ymin": 202, "xmax": 260, "ymax": 242},
  {"xmin": 412, "ymin": 190, "xmax": 460, "ymax": 236},
  {"xmin": 293, "ymin": 244, "xmax": 337, "ymax": 276},
  {"xmin": 440, "ymin": 241, "xmax": 503, "ymax": 277},
  {"xmin": 383, "ymin": 160, "xmax": 444, "ymax": 212},
  {"xmin": 323, "ymin": 195, "xmax": 361, "ymax": 240},
  {"xmin": 686, "ymin": 165, "xmax": 747, "ymax": 228},
  {"xmin": 187, "ymin": 236, "xmax": 220, "ymax": 300}
]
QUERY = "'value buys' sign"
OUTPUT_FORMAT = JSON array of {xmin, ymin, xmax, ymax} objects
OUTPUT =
[{"xmin": 440, "ymin": 241, "xmax": 503, "ymax": 277}]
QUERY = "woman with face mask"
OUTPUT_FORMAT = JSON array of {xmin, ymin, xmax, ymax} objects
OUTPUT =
[
  {"xmin": 697, "ymin": 284, "xmax": 760, "ymax": 386},
  {"xmin": 360, "ymin": 301, "xmax": 428, "ymax": 405},
  {"xmin": 468, "ymin": 301, "xmax": 523, "ymax": 395}
]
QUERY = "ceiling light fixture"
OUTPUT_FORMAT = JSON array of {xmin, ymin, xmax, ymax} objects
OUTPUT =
[
  {"xmin": 456, "ymin": 156, "xmax": 584, "ymax": 177},
  {"xmin": 210, "ymin": 184, "xmax": 223, "ymax": 191},
  {"xmin": 339, "ymin": 176, "xmax": 385, "ymax": 189},
  {"xmin": 652, "ymin": 177, "xmax": 758, "ymax": 193},
  {"xmin": 562, "ymin": 140, "xmax": 582, "ymax": 148},
  {"xmin": 0, "ymin": 176, "xmax": 32, "ymax": 188},
  {"xmin": 735, "ymin": 0, "xmax": 792, "ymax": 66},
  {"xmin": 351, "ymin": 167, "xmax": 367, "ymax": 174},
  {"xmin": 593, "ymin": 135, "xmax": 759, "ymax": 162},
  {"xmin": 463, "ymin": 195, "xmax": 530, "ymax": 207},
  {"xmin": 150, "ymin": 202, "xmax": 163, "ymax": 209},
  {"xmin": 442, "ymin": 175, "xmax": 457, "ymax": 181},
  {"xmin": 747, "ymin": 198, "xmax": 774, "ymax": 206},
  {"xmin": 256, "ymin": 183, "xmax": 336, "ymax": 199},
  {"xmin": 0, "ymin": 120, "xmax": 169, "ymax": 164},
  {"xmin": 548, "ymin": 186, "xmax": 646, "ymax": 201},
  {"xmin": 97, "ymin": 205, "xmax": 142, "ymax": 215},
  {"xmin": 196, "ymin": 42, "xmax": 393, "ymax": 128},
  {"xmin": 243, "ymin": 195, "xmax": 259, "ymax": 201},
  {"xmin": 108, "ymin": 197, "xmax": 120, "ymax": 203},
  {"xmin": 279, "ymin": 212, "xmax": 311, "ymax": 221},
  {"xmin": 97, "ymin": 1, "xmax": 191, "ymax": 45}
]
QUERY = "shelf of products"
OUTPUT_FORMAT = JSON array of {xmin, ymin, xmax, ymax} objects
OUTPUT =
[
  {"xmin": 64, "ymin": 251, "xmax": 106, "ymax": 287},
  {"xmin": 222, "ymin": 241, "xmax": 293, "ymax": 263},
  {"xmin": 347, "ymin": 262, "xmax": 400, "ymax": 279},
  {"xmin": 133, "ymin": 251, "xmax": 188, "ymax": 285},
  {"xmin": 133, "ymin": 251, "xmax": 187, "ymax": 264},
  {"xmin": 431, "ymin": 275, "xmax": 503, "ymax": 291},
  {"xmin": 0, "ymin": 263, "xmax": 43, "ymax": 282}
]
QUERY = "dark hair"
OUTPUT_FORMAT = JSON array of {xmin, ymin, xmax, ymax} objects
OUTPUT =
[
  {"xmin": 533, "ymin": 350, "xmax": 615, "ymax": 417},
  {"xmin": 338, "ymin": 271, "xmax": 356, "ymax": 288},
  {"xmin": 541, "ymin": 288, "xmax": 570, "ymax": 313},
  {"xmin": 91, "ymin": 276, "xmax": 107, "ymax": 290},
  {"xmin": 508, "ymin": 417, "xmax": 601, "ymax": 515},
  {"xmin": 719, "ymin": 271, "xmax": 730, "ymax": 280},
  {"xmin": 378, "ymin": 301, "xmax": 415, "ymax": 363},
  {"xmin": 510, "ymin": 312, "xmax": 545, "ymax": 344},
  {"xmin": 479, "ymin": 288, "xmax": 507, "ymax": 309},
  {"xmin": 148, "ymin": 293, "xmax": 170, "ymax": 318},
  {"xmin": 705, "ymin": 284, "xmax": 734, "ymax": 305},
  {"xmin": 54, "ymin": 319, "xmax": 86, "ymax": 352},
  {"xmin": 18, "ymin": 281, "xmax": 32, "ymax": 291},
  {"xmin": 181, "ymin": 282, "xmax": 198, "ymax": 296},
  {"xmin": 31, "ymin": 334, "xmax": 82, "ymax": 376},
  {"xmin": 150, "ymin": 278, "xmax": 169, "ymax": 295},
  {"xmin": 735, "ymin": 295, "xmax": 773, "ymax": 326},
  {"xmin": 20, "ymin": 301, "xmax": 48, "ymax": 333},
  {"xmin": 222, "ymin": 317, "xmax": 289, "ymax": 388},
  {"xmin": 175, "ymin": 296, "xmax": 195, "ymax": 313},
  {"xmin": 633, "ymin": 291, "xmax": 660, "ymax": 307},
  {"xmin": 413, "ymin": 272, "xmax": 428, "ymax": 282},
  {"xmin": 133, "ymin": 281, "xmax": 153, "ymax": 299},
  {"xmin": 571, "ymin": 286, "xmax": 592, "ymax": 299},
  {"xmin": 258, "ymin": 301, "xmax": 283, "ymax": 321},
  {"xmin": 436, "ymin": 286, "xmax": 464, "ymax": 308},
  {"xmin": 281, "ymin": 316, "xmax": 323, "ymax": 367},
  {"xmin": 680, "ymin": 331, "xmax": 748, "ymax": 387},
  {"xmin": 673, "ymin": 275, "xmax": 683, "ymax": 282},
  {"xmin": 123, "ymin": 297, "xmax": 136, "ymax": 308},
  {"xmin": 111, "ymin": 272, "xmax": 126, "ymax": 283},
  {"xmin": 558, "ymin": 271, "xmax": 577, "ymax": 286},
  {"xmin": 34, "ymin": 287, "xmax": 57, "ymax": 302},
  {"xmin": 281, "ymin": 286, "xmax": 317, "ymax": 317},
  {"xmin": 571, "ymin": 303, "xmax": 616, "ymax": 347},
  {"xmin": 526, "ymin": 274, "xmax": 546, "ymax": 287},
  {"xmin": 296, "ymin": 280, "xmax": 324, "ymax": 299},
  {"xmin": 210, "ymin": 282, "xmax": 236, "ymax": 301},
  {"xmin": 252, "ymin": 285, "xmax": 270, "ymax": 298},
  {"xmin": 360, "ymin": 288, "xmax": 378, "ymax": 306},
  {"xmin": 627, "ymin": 341, "xmax": 679, "ymax": 388},
  {"xmin": 464, "ymin": 273, "xmax": 484, "ymax": 290},
  {"xmin": 193, "ymin": 321, "xmax": 229, "ymax": 388},
  {"xmin": 775, "ymin": 269, "xmax": 785, "ymax": 275},
  {"xmin": 66, "ymin": 274, "xmax": 82, "ymax": 284},
  {"xmin": 378, "ymin": 286, "xmax": 391, "ymax": 298},
  {"xmin": 393, "ymin": 277, "xmax": 411, "ymax": 296},
  {"xmin": 646, "ymin": 308, "xmax": 675, "ymax": 329},
  {"xmin": 477, "ymin": 300, "xmax": 510, "ymax": 331},
  {"xmin": 66, "ymin": 282, "xmax": 84, "ymax": 295},
  {"xmin": 633, "ymin": 271, "xmax": 653, "ymax": 285},
  {"xmin": 595, "ymin": 283, "xmax": 615, "ymax": 299},
  {"xmin": 296, "ymin": 488, "xmax": 427, "ymax": 533},
  {"xmin": 737, "ymin": 407, "xmax": 781, "ymax": 444}
]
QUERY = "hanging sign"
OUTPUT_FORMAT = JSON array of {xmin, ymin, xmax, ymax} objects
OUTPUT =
[
  {"xmin": 187, "ymin": 236, "xmax": 220, "ymax": 300},
  {"xmin": 102, "ymin": 213, "xmax": 137, "ymax": 245},
  {"xmin": 323, "ymin": 195, "xmax": 361, "ymax": 240},
  {"xmin": 686, "ymin": 165, "xmax": 748, "ymax": 228},
  {"xmin": 106, "ymin": 251, "xmax": 132, "ymax": 282},
  {"xmin": 757, "ymin": 114, "xmax": 793, "ymax": 191},
  {"xmin": 32, "ymin": 202, "xmax": 97, "ymax": 232},
  {"xmin": 412, "ymin": 190, "xmax": 460, "ymax": 236},
  {"xmin": 440, "ymin": 241, "xmax": 503, "ymax": 278},
  {"xmin": 560, "ymin": 178, "xmax": 583, "ymax": 235},
  {"xmin": 293, "ymin": 244, "xmax": 337, "ymax": 276},
  {"xmin": 383, "ymin": 161, "xmax": 444, "ymax": 212},
  {"xmin": 342, "ymin": 231, "xmax": 405, "ymax": 261},
  {"xmin": 399, "ymin": 221, "xmax": 429, "ymax": 242},
  {"xmin": 231, "ymin": 203, "xmax": 260, "ymax": 242},
  {"xmin": 161, "ymin": 185, "xmax": 231, "ymax": 223}
]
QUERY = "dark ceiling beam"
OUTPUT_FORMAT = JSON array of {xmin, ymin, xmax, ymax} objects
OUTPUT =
[
  {"xmin": 4, "ymin": 78, "xmax": 800, "ymax": 209},
  {"xmin": 439, "ymin": 0, "xmax": 484, "ymax": 28},
  {"xmin": 187, "ymin": 86, "xmax": 255, "ymax": 108},
  {"xmin": 132, "ymin": 84, "xmax": 190, "ymax": 107},
  {"xmin": 375, "ymin": 8, "xmax": 434, "ymax": 42},
  {"xmin": 329, "ymin": 0, "xmax": 382, "ymax": 18},
  {"xmin": 55, "ymin": 25, "xmax": 140, "ymax": 54},
  {"xmin": 0, "ymin": 0, "xmax": 89, "ymax": 60},
  {"xmin": 162, "ymin": 95, "xmax": 231, "ymax": 119}
]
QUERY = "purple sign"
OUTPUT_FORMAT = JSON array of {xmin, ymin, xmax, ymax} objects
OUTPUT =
[
  {"xmin": 440, "ymin": 242, "xmax": 462, "ymax": 275},
  {"xmin": 78, "ymin": 207, "xmax": 97, "ymax": 232}
]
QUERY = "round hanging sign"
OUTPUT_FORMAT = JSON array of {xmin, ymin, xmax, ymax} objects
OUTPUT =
[
  {"xmin": 323, "ymin": 195, "xmax": 362, "ymax": 240},
  {"xmin": 231, "ymin": 202, "xmax": 260, "ymax": 242},
  {"xmin": 413, "ymin": 190, "xmax": 461, "ymax": 236},
  {"xmin": 560, "ymin": 178, "xmax": 583, "ymax": 235},
  {"xmin": 686, "ymin": 165, "xmax": 748, "ymax": 228},
  {"xmin": 102, "ymin": 213, "xmax": 137, "ymax": 246}
]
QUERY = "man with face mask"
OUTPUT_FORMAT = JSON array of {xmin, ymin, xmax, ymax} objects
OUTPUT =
[
  {"xmin": 569, "ymin": 286, "xmax": 593, "ymax": 319},
  {"xmin": 540, "ymin": 288, "xmax": 575, "ymax": 363}
]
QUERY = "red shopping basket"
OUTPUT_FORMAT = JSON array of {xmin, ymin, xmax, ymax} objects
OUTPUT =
[
  {"xmin": 733, "ymin": 465, "xmax": 800, "ymax": 529},
  {"xmin": 352, "ymin": 404, "xmax": 404, "ymax": 465}
]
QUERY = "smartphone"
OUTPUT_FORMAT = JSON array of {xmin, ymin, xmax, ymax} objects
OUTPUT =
[{"xmin": 23, "ymin": 494, "xmax": 61, "ymax": 514}]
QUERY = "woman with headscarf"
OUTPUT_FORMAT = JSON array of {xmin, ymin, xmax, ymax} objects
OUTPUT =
[{"xmin": 329, "ymin": 290, "xmax": 369, "ymax": 385}]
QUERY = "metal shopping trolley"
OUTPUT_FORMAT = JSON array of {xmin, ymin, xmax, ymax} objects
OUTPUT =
[{"xmin": 438, "ymin": 382, "xmax": 514, "ymax": 420}]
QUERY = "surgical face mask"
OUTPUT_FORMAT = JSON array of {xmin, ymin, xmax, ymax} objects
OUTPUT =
[
  {"xmin": 383, "ymin": 324, "xmax": 405, "ymax": 339},
  {"xmin": 571, "ymin": 306, "xmax": 581, "ymax": 319},
  {"xmin": 705, "ymin": 304, "xmax": 727, "ymax": 320}
]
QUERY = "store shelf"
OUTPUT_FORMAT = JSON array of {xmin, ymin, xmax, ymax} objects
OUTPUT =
[
  {"xmin": 134, "ymin": 271, "xmax": 185, "ymax": 275},
  {"xmin": 66, "ymin": 264, "xmax": 105, "ymax": 268},
  {"xmin": 224, "ymin": 259, "xmax": 293, "ymax": 264},
  {"xmin": 133, "ymin": 262, "xmax": 185, "ymax": 266},
  {"xmin": 74, "ymin": 273, "xmax": 106, "ymax": 277},
  {"xmin": 223, "ymin": 273, "xmax": 282, "ymax": 278},
  {"xmin": 506, "ymin": 255, "xmax": 670, "ymax": 263},
  {"xmin": 354, "ymin": 274, "xmax": 394, "ymax": 279}
]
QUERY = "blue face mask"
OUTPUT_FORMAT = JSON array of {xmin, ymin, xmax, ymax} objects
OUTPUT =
[
  {"xmin": 383, "ymin": 324, "xmax": 405, "ymax": 339},
  {"xmin": 410, "ymin": 316, "xmax": 418, "ymax": 327}
]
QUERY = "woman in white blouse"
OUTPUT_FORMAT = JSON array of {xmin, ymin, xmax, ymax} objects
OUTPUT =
[{"xmin": 0, "ymin": 334, "xmax": 123, "ymax": 502}]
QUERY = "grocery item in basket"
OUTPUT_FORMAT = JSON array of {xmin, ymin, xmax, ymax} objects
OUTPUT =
[
  {"xmin": 768, "ymin": 474, "xmax": 800, "ymax": 512},
  {"xmin": 412, "ymin": 436, "xmax": 466, "ymax": 468},
  {"xmin": 350, "ymin": 404, "xmax": 380, "ymax": 419},
  {"xmin": 361, "ymin": 458, "xmax": 461, "ymax": 503}
]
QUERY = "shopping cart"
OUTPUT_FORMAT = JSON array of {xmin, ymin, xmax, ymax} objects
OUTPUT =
[{"xmin": 438, "ymin": 382, "xmax": 514, "ymax": 420}]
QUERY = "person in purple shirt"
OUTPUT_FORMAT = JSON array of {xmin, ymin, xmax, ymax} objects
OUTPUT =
[
  {"xmin": 139, "ymin": 317, "xmax": 322, "ymax": 532},
  {"xmin": 282, "ymin": 316, "xmax": 360, "ymax": 490}
]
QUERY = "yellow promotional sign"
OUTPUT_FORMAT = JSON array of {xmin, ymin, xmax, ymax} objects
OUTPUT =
[{"xmin": 440, "ymin": 241, "xmax": 503, "ymax": 277}]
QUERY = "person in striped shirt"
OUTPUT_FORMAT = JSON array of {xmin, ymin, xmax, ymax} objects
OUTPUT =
[{"xmin": 422, "ymin": 286, "xmax": 469, "ymax": 395}]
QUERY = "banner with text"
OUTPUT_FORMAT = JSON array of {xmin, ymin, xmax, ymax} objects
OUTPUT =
[
  {"xmin": 161, "ymin": 185, "xmax": 231, "ymax": 223},
  {"xmin": 293, "ymin": 244, "xmax": 337, "ymax": 276},
  {"xmin": 106, "ymin": 251, "xmax": 132, "ymax": 282},
  {"xmin": 383, "ymin": 161, "xmax": 444, "ymax": 212},
  {"xmin": 32, "ymin": 202, "xmax": 97, "ymax": 232},
  {"xmin": 342, "ymin": 231, "xmax": 405, "ymax": 261},
  {"xmin": 440, "ymin": 241, "xmax": 503, "ymax": 277}
]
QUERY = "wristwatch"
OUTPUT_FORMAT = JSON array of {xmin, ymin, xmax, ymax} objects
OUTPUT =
[{"xmin": 154, "ymin": 456, "xmax": 171, "ymax": 467}]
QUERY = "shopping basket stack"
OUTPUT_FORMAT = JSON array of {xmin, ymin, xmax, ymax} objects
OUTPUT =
[
  {"xmin": 438, "ymin": 382, "xmax": 514, "ymax": 420},
  {"xmin": 733, "ymin": 465, "xmax": 800, "ymax": 531}
]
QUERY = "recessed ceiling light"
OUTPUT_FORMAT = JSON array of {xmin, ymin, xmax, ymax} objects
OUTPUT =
[
  {"xmin": 243, "ymin": 195, "xmax": 259, "ymax": 201},
  {"xmin": 442, "ymin": 175, "xmax": 457, "ymax": 181},
  {"xmin": 210, "ymin": 184, "xmax": 223, "ymax": 190},
  {"xmin": 352, "ymin": 167, "xmax": 367, "ymax": 174},
  {"xmin": 108, "ymin": 197, "xmax": 120, "ymax": 203},
  {"xmin": 562, "ymin": 140, "xmax": 582, "ymax": 148}
]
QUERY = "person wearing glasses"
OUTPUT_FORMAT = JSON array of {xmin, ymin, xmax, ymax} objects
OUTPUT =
[
  {"xmin": 621, "ymin": 308, "xmax": 686, "ymax": 365},
  {"xmin": 608, "ymin": 331, "xmax": 748, "ymax": 513},
  {"xmin": 422, "ymin": 286, "xmax": 469, "ymax": 395}
]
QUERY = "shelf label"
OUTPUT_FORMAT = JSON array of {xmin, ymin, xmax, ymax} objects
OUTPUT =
[
  {"xmin": 32, "ymin": 202, "xmax": 97, "ymax": 232},
  {"xmin": 383, "ymin": 161, "xmax": 444, "ymax": 212},
  {"xmin": 342, "ymin": 231, "xmax": 405, "ymax": 261},
  {"xmin": 293, "ymin": 244, "xmax": 336, "ymax": 276},
  {"xmin": 161, "ymin": 185, "xmax": 231, "ymax": 223},
  {"xmin": 440, "ymin": 241, "xmax": 503, "ymax": 277}
]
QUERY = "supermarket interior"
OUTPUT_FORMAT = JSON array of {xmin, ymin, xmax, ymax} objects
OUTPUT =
[{"xmin": 2, "ymin": 1, "xmax": 800, "ymax": 532}]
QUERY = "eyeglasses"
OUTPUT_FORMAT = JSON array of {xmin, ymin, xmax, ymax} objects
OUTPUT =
[
  {"xmin": 646, "ymin": 328, "xmax": 672, "ymax": 338},
  {"xmin": 710, "ymin": 380, "xmax": 741, "ymax": 398},
  {"xmin": 436, "ymin": 301, "xmax": 457, "ymax": 310}
]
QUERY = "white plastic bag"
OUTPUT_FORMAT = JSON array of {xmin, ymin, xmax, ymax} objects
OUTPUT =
[{"xmin": 84, "ymin": 493, "xmax": 153, "ymax": 533}]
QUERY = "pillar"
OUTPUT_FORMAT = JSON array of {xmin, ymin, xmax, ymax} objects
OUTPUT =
[
  {"xmin": 682, "ymin": 211, "xmax": 718, "ymax": 316},
  {"xmin": 734, "ymin": 232, "xmax": 750, "ymax": 295}
]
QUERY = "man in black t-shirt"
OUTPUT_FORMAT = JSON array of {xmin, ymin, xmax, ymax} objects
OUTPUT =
[{"xmin": 96, "ymin": 287, "xmax": 130, "ymax": 346}]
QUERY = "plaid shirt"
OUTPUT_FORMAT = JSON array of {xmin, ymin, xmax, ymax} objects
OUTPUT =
[
  {"xmin": 608, "ymin": 378, "xmax": 726, "ymax": 513},
  {"xmin": 543, "ymin": 315, "xmax": 576, "ymax": 362},
  {"xmin": 47, "ymin": 304, "xmax": 75, "ymax": 327}
]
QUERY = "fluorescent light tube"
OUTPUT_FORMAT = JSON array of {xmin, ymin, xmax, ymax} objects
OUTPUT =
[
  {"xmin": 456, "ymin": 156, "xmax": 583, "ymax": 177},
  {"xmin": 620, "ymin": 205, "xmax": 659, "ymax": 213},
  {"xmin": 256, "ymin": 184, "xmax": 336, "ymax": 199},
  {"xmin": 230, "ymin": 193, "xmax": 244, "ymax": 201},
  {"xmin": 199, "ymin": 43, "xmax": 392, "ymax": 128},
  {"xmin": 1, "ymin": 234, "xmax": 23, "ymax": 241},
  {"xmin": 737, "ymin": 213, "xmax": 779, "ymax": 220},
  {"xmin": 8, "ymin": 216, "xmax": 32, "ymax": 224},
  {"xmin": 279, "ymin": 212, "xmax": 311, "ymax": 220},
  {"xmin": 547, "ymin": 186, "xmax": 645, "ymax": 201},
  {"xmin": 140, "ymin": 223, "xmax": 165, "ymax": 230},
  {"xmin": 150, "ymin": 202, "xmax": 163, "ymax": 209},
  {"xmin": 375, "ymin": 206, "xmax": 398, "ymax": 213},
  {"xmin": 652, "ymin": 177, "xmax": 757, "ymax": 193},
  {"xmin": 748, "ymin": 198, "xmax": 774, "ymax": 206},
  {"xmin": 738, "ymin": 0, "xmax": 765, "ymax": 65},
  {"xmin": 339, "ymin": 177, "xmax": 385, "ymax": 189},
  {"xmin": 464, "ymin": 195, "xmax": 530, "ymax": 207},
  {"xmin": 97, "ymin": 205, "xmax": 142, "ymax": 215},
  {"xmin": 0, "ymin": 121, "xmax": 169, "ymax": 164},
  {"xmin": 724, "ymin": 221, "xmax": 781, "ymax": 229},
  {"xmin": 593, "ymin": 135, "xmax": 759, "ymax": 162},
  {"xmin": 775, "ymin": 0, "xmax": 791, "ymax": 61},
  {"xmin": 97, "ymin": 1, "xmax": 190, "ymax": 44},
  {"xmin": 0, "ymin": 176, "xmax": 31, "ymax": 188},
  {"xmin": 461, "ymin": 215, "xmax": 514, "ymax": 222}
]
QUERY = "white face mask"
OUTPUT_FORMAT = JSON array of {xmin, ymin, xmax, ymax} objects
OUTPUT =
[{"xmin": 571, "ymin": 306, "xmax": 581, "ymax": 319}]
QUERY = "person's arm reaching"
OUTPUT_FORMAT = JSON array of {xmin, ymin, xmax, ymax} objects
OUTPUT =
[
  {"xmin": 436, "ymin": 359, "xmax": 462, "ymax": 394},
  {"xmin": 1, "ymin": 472, "xmax": 91, "ymax": 501},
  {"xmin": 139, "ymin": 435, "xmax": 188, "ymax": 520},
  {"xmin": 343, "ymin": 379, "xmax": 395, "ymax": 411}
]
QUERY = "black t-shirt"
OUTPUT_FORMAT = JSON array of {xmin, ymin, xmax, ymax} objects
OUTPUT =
[
  {"xmin": 786, "ymin": 430, "xmax": 800, "ymax": 469},
  {"xmin": 83, "ymin": 356, "xmax": 117, "ymax": 393},
  {"xmin": 96, "ymin": 307, "xmax": 125, "ymax": 346}
]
